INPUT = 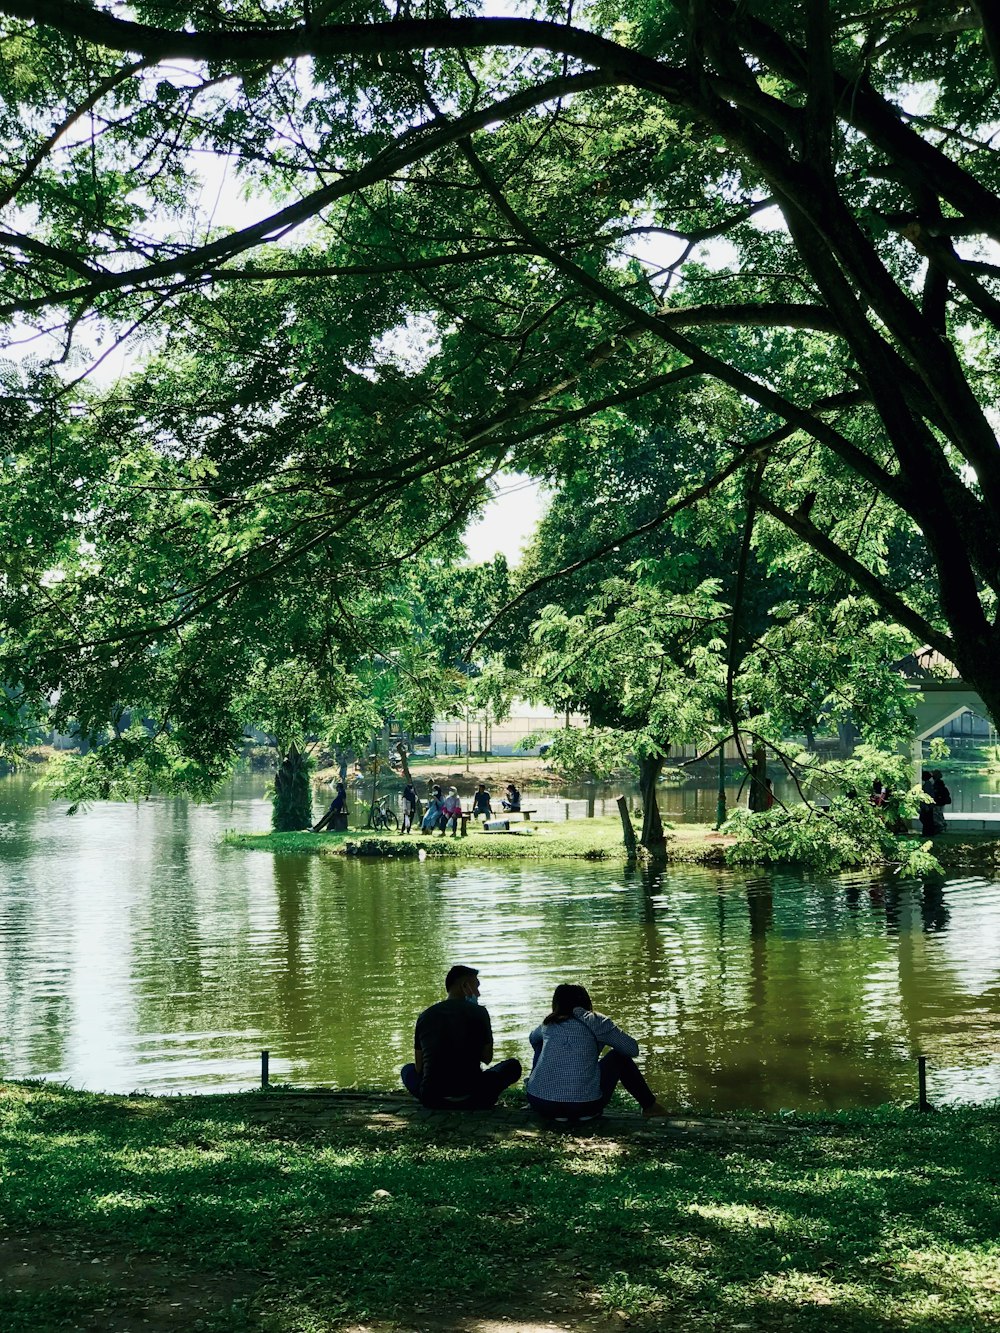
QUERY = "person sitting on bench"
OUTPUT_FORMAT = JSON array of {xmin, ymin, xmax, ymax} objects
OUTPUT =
[
  {"xmin": 440, "ymin": 787, "xmax": 462, "ymax": 836},
  {"xmin": 501, "ymin": 783, "xmax": 521, "ymax": 812},
  {"xmin": 471, "ymin": 784, "xmax": 492, "ymax": 819},
  {"xmin": 420, "ymin": 786, "xmax": 443, "ymax": 833},
  {"xmin": 525, "ymin": 983, "xmax": 667, "ymax": 1122},
  {"xmin": 401, "ymin": 965, "xmax": 522, "ymax": 1110}
]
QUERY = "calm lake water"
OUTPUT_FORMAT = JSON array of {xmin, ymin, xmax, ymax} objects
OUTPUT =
[{"xmin": 1, "ymin": 771, "xmax": 999, "ymax": 1111}]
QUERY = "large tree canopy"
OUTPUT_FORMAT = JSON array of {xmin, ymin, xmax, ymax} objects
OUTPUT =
[{"xmin": 2, "ymin": 0, "xmax": 1000, "ymax": 783}]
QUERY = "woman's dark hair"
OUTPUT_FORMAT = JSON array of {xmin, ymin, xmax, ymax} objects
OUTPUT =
[{"xmin": 543, "ymin": 983, "xmax": 593, "ymax": 1025}]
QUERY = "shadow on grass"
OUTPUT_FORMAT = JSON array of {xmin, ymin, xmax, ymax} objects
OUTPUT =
[{"xmin": 1, "ymin": 1082, "xmax": 997, "ymax": 1333}]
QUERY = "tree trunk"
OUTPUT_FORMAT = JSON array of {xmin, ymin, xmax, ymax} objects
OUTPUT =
[
  {"xmin": 747, "ymin": 744, "xmax": 769, "ymax": 813},
  {"xmin": 638, "ymin": 752, "xmax": 667, "ymax": 857},
  {"xmin": 272, "ymin": 742, "xmax": 313, "ymax": 832},
  {"xmin": 616, "ymin": 795, "xmax": 637, "ymax": 857},
  {"xmin": 395, "ymin": 740, "xmax": 413, "ymax": 785}
]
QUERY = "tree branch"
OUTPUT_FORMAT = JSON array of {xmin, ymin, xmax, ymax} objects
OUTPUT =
[
  {"xmin": 0, "ymin": 69, "xmax": 614, "ymax": 319},
  {"xmin": 755, "ymin": 493, "xmax": 953, "ymax": 658},
  {"xmin": 0, "ymin": 5, "xmax": 682, "ymax": 85},
  {"xmin": 0, "ymin": 57, "xmax": 148, "ymax": 211}
]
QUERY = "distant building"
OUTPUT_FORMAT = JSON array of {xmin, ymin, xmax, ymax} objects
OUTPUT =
[
  {"xmin": 896, "ymin": 646, "xmax": 995, "ymax": 754},
  {"xmin": 430, "ymin": 700, "xmax": 587, "ymax": 757}
]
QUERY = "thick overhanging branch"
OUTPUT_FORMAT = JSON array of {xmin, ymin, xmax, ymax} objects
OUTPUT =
[
  {"xmin": 755, "ymin": 494, "xmax": 954, "ymax": 659},
  {"xmin": 460, "ymin": 137, "xmax": 914, "ymax": 522},
  {"xmin": 974, "ymin": 1, "xmax": 1000, "ymax": 91},
  {"xmin": 0, "ymin": 4, "xmax": 681, "ymax": 86},
  {"xmin": 699, "ymin": 23, "xmax": 1000, "ymax": 478},
  {"xmin": 725, "ymin": 2, "xmax": 1000, "ymax": 240},
  {"xmin": 689, "ymin": 59, "xmax": 1000, "ymax": 535},
  {"xmin": 657, "ymin": 302, "xmax": 840, "ymax": 334}
]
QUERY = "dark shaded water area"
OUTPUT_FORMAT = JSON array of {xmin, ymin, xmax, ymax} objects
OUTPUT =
[{"xmin": 1, "ymin": 771, "xmax": 998, "ymax": 1110}]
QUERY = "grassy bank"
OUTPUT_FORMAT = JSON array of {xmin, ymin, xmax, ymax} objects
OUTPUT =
[
  {"xmin": 225, "ymin": 817, "xmax": 735, "ymax": 863},
  {"xmin": 1, "ymin": 1080, "xmax": 997, "ymax": 1333},
  {"xmin": 225, "ymin": 818, "xmax": 1000, "ymax": 873}
]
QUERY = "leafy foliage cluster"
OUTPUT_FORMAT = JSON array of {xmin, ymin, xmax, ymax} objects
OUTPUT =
[{"xmin": 2, "ymin": 0, "xmax": 1000, "ymax": 798}]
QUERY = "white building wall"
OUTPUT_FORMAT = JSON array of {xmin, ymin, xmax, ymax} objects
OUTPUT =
[{"xmin": 430, "ymin": 700, "xmax": 588, "ymax": 756}]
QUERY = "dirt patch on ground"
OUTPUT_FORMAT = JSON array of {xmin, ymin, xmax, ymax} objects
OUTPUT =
[
  {"xmin": 239, "ymin": 1089, "xmax": 796, "ymax": 1149},
  {"xmin": 342, "ymin": 1312, "xmax": 616, "ymax": 1333},
  {"xmin": 1, "ymin": 1232, "xmax": 620, "ymax": 1333},
  {"xmin": 0, "ymin": 1232, "xmax": 261, "ymax": 1331}
]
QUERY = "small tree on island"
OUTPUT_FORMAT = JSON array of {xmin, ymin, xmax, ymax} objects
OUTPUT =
[{"xmin": 524, "ymin": 574, "xmax": 727, "ymax": 855}]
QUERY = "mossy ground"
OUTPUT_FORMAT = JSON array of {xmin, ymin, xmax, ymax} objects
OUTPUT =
[{"xmin": 1, "ymin": 1080, "xmax": 997, "ymax": 1333}]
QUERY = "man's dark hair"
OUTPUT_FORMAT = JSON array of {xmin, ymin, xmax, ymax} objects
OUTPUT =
[{"xmin": 445, "ymin": 964, "xmax": 479, "ymax": 991}]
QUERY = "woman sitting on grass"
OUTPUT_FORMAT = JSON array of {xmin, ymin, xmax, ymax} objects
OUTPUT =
[{"xmin": 525, "ymin": 983, "xmax": 667, "ymax": 1122}]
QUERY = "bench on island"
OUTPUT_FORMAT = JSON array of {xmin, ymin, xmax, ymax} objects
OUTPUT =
[{"xmin": 452, "ymin": 808, "xmax": 538, "ymax": 836}]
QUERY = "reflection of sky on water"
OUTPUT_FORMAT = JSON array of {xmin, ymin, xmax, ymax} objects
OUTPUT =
[{"xmin": 1, "ymin": 771, "xmax": 999, "ymax": 1110}]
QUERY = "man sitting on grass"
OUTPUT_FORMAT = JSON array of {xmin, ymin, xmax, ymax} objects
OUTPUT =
[{"xmin": 401, "ymin": 965, "xmax": 522, "ymax": 1110}]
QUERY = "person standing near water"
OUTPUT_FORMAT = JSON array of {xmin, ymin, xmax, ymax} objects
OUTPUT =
[
  {"xmin": 525, "ymin": 983, "xmax": 667, "ymax": 1121},
  {"xmin": 400, "ymin": 781, "xmax": 417, "ymax": 834},
  {"xmin": 919, "ymin": 770, "xmax": 936, "ymax": 836},
  {"xmin": 400, "ymin": 965, "xmax": 522, "ymax": 1110},
  {"xmin": 931, "ymin": 770, "xmax": 952, "ymax": 833}
]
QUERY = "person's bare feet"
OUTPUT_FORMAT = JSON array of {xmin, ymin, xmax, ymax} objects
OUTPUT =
[{"xmin": 642, "ymin": 1100, "xmax": 669, "ymax": 1118}]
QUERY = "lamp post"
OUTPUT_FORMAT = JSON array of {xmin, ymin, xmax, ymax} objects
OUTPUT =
[{"xmin": 714, "ymin": 743, "xmax": 727, "ymax": 830}]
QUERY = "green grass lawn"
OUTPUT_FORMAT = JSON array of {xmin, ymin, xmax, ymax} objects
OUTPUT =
[
  {"xmin": 1, "ymin": 1081, "xmax": 997, "ymax": 1333},
  {"xmin": 226, "ymin": 817, "xmax": 1000, "ymax": 875},
  {"xmin": 225, "ymin": 817, "xmax": 734, "ymax": 862}
]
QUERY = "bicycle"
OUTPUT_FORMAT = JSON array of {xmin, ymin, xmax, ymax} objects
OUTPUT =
[{"xmin": 368, "ymin": 795, "xmax": 398, "ymax": 832}]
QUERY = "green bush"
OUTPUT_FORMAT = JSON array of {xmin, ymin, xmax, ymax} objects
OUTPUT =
[{"xmin": 724, "ymin": 797, "xmax": 940, "ymax": 875}]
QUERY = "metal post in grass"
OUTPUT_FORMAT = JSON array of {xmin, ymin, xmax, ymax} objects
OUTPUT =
[
  {"xmin": 714, "ymin": 744, "xmax": 727, "ymax": 830},
  {"xmin": 261, "ymin": 1049, "xmax": 270, "ymax": 1090},
  {"xmin": 917, "ymin": 1054, "xmax": 934, "ymax": 1112}
]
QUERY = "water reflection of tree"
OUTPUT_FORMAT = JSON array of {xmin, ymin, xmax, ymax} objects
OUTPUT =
[
  {"xmin": 1, "ymin": 779, "xmax": 87, "ymax": 1076},
  {"xmin": 888, "ymin": 878, "xmax": 1000, "ymax": 1080},
  {"xmin": 604, "ymin": 868, "xmax": 946, "ymax": 1111},
  {"xmin": 113, "ymin": 858, "xmax": 1000, "ymax": 1102},
  {"xmin": 7, "ymin": 755, "xmax": 999, "ymax": 1104}
]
